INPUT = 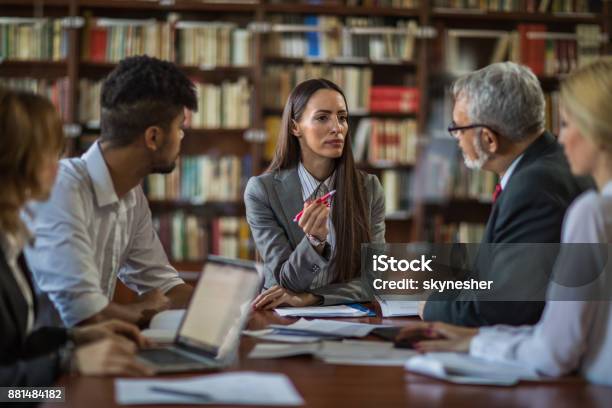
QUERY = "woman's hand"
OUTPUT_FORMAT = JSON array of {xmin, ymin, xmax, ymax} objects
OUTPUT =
[
  {"xmin": 71, "ymin": 319, "xmax": 151, "ymax": 348},
  {"xmin": 74, "ymin": 337, "xmax": 155, "ymax": 377},
  {"xmin": 298, "ymin": 200, "xmax": 330, "ymax": 242},
  {"xmin": 396, "ymin": 321, "xmax": 479, "ymax": 353},
  {"xmin": 252, "ymin": 285, "xmax": 321, "ymax": 310}
]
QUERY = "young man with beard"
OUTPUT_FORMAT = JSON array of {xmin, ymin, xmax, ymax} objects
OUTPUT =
[
  {"xmin": 26, "ymin": 56, "xmax": 197, "ymax": 328},
  {"xmin": 420, "ymin": 62, "xmax": 592, "ymax": 327}
]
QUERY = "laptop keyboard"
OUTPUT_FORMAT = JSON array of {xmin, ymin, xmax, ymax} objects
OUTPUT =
[{"xmin": 139, "ymin": 348, "xmax": 204, "ymax": 365}]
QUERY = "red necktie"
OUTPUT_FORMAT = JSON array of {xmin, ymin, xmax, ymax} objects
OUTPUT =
[{"xmin": 492, "ymin": 183, "xmax": 502, "ymax": 203}]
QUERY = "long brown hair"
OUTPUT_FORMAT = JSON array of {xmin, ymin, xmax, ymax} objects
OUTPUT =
[
  {"xmin": 0, "ymin": 89, "xmax": 65, "ymax": 234},
  {"xmin": 267, "ymin": 78, "xmax": 372, "ymax": 283}
]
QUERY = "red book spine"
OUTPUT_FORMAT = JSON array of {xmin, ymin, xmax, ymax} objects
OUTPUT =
[{"xmin": 89, "ymin": 27, "xmax": 108, "ymax": 62}]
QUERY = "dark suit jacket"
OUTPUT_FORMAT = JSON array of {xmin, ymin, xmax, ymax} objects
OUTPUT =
[
  {"xmin": 424, "ymin": 132, "xmax": 594, "ymax": 326},
  {"xmin": 0, "ymin": 246, "xmax": 68, "ymax": 387}
]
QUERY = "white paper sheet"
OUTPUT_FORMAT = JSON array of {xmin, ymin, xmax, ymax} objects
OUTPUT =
[
  {"xmin": 405, "ymin": 352, "xmax": 540, "ymax": 386},
  {"xmin": 249, "ymin": 340, "xmax": 415, "ymax": 366},
  {"xmin": 275, "ymin": 305, "xmax": 372, "ymax": 318},
  {"xmin": 243, "ymin": 329, "xmax": 322, "ymax": 343},
  {"xmin": 375, "ymin": 296, "xmax": 420, "ymax": 317},
  {"xmin": 141, "ymin": 309, "xmax": 186, "ymax": 342},
  {"xmin": 270, "ymin": 318, "xmax": 390, "ymax": 338},
  {"xmin": 115, "ymin": 372, "xmax": 304, "ymax": 405}
]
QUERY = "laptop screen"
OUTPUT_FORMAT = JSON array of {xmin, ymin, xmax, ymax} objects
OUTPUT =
[{"xmin": 176, "ymin": 257, "xmax": 261, "ymax": 356}]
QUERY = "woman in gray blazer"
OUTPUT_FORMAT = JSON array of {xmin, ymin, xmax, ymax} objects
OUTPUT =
[{"xmin": 245, "ymin": 79, "xmax": 385, "ymax": 309}]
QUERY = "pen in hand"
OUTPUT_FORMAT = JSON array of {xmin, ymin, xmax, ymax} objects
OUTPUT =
[{"xmin": 293, "ymin": 190, "xmax": 336, "ymax": 222}]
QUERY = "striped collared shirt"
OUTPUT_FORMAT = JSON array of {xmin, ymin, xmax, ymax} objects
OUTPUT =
[{"xmin": 297, "ymin": 162, "xmax": 336, "ymax": 288}]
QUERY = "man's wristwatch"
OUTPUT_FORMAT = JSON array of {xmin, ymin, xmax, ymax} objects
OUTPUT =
[{"xmin": 306, "ymin": 233, "xmax": 326, "ymax": 248}]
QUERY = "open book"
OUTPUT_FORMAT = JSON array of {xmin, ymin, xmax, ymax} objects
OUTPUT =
[{"xmin": 141, "ymin": 309, "xmax": 186, "ymax": 343}]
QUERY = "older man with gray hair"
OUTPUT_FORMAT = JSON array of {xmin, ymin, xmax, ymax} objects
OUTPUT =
[{"xmin": 421, "ymin": 62, "xmax": 592, "ymax": 327}]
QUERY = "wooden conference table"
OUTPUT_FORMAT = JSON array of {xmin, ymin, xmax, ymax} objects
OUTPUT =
[{"xmin": 45, "ymin": 310, "xmax": 612, "ymax": 408}]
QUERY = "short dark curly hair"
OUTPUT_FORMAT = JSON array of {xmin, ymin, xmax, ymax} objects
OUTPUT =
[{"xmin": 100, "ymin": 55, "xmax": 198, "ymax": 147}]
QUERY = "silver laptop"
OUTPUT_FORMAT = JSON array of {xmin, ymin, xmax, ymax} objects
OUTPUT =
[{"xmin": 137, "ymin": 255, "xmax": 262, "ymax": 373}]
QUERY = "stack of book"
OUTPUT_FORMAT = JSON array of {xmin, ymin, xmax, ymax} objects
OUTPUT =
[
  {"xmin": 263, "ymin": 65, "xmax": 372, "ymax": 111},
  {"xmin": 175, "ymin": 22, "xmax": 251, "ymax": 67},
  {"xmin": 188, "ymin": 77, "xmax": 251, "ymax": 129},
  {"xmin": 369, "ymin": 86, "xmax": 419, "ymax": 113},
  {"xmin": 0, "ymin": 78, "xmax": 69, "ymax": 121},
  {"xmin": 450, "ymin": 24, "xmax": 601, "ymax": 76},
  {"xmin": 530, "ymin": 0, "xmax": 594, "ymax": 13},
  {"xmin": 154, "ymin": 213, "xmax": 252, "ymax": 262},
  {"xmin": 344, "ymin": 18, "xmax": 418, "ymax": 62},
  {"xmin": 78, "ymin": 77, "xmax": 251, "ymax": 129},
  {"xmin": 146, "ymin": 155, "xmax": 252, "ymax": 203},
  {"xmin": 78, "ymin": 79, "xmax": 102, "ymax": 127},
  {"xmin": 154, "ymin": 212, "xmax": 207, "ymax": 262},
  {"xmin": 210, "ymin": 216, "xmax": 253, "ymax": 260},
  {"xmin": 0, "ymin": 18, "xmax": 67, "ymax": 61},
  {"xmin": 352, "ymin": 118, "xmax": 418, "ymax": 165},
  {"xmin": 381, "ymin": 170, "xmax": 413, "ymax": 215},
  {"xmin": 81, "ymin": 17, "xmax": 173, "ymax": 63},
  {"xmin": 265, "ymin": 16, "xmax": 419, "ymax": 62},
  {"xmin": 265, "ymin": 15, "xmax": 342, "ymax": 59}
]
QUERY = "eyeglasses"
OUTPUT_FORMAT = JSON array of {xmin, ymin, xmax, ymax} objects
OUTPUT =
[{"xmin": 447, "ymin": 123, "xmax": 500, "ymax": 139}]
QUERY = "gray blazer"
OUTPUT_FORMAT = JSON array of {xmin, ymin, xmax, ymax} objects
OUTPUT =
[{"xmin": 244, "ymin": 166, "xmax": 385, "ymax": 305}]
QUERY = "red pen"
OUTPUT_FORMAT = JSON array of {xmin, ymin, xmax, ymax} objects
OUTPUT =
[{"xmin": 293, "ymin": 190, "xmax": 336, "ymax": 222}]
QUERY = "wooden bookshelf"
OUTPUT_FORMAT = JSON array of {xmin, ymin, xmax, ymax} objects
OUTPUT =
[
  {"xmin": 432, "ymin": 10, "xmax": 604, "ymax": 24},
  {"xmin": 77, "ymin": 0, "xmax": 259, "ymax": 13},
  {"xmin": 264, "ymin": 56, "xmax": 418, "ymax": 68},
  {"xmin": 149, "ymin": 200, "xmax": 246, "ymax": 217},
  {"xmin": 263, "ymin": 3, "xmax": 420, "ymax": 17},
  {"xmin": 0, "ymin": 60, "xmax": 68, "ymax": 78},
  {"xmin": 1, "ymin": 0, "xmax": 609, "ymax": 251}
]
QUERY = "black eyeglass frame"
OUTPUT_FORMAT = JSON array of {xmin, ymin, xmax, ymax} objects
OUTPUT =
[{"xmin": 447, "ymin": 123, "xmax": 501, "ymax": 138}]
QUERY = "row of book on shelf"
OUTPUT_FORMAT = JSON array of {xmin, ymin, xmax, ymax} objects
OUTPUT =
[
  {"xmin": 265, "ymin": 16, "xmax": 419, "ymax": 61},
  {"xmin": 447, "ymin": 24, "xmax": 602, "ymax": 76},
  {"xmin": 434, "ymin": 0, "xmax": 597, "ymax": 13},
  {"xmin": 264, "ymin": 66, "xmax": 420, "ymax": 113},
  {"xmin": 0, "ymin": 19, "xmax": 68, "ymax": 61},
  {"xmin": 352, "ymin": 117, "xmax": 419, "ymax": 165},
  {"xmin": 79, "ymin": 77, "xmax": 252, "ymax": 129},
  {"xmin": 153, "ymin": 213, "xmax": 252, "ymax": 262},
  {"xmin": 0, "ymin": 77, "xmax": 70, "ymax": 121},
  {"xmin": 2, "ymin": 15, "xmax": 420, "ymax": 65},
  {"xmin": 145, "ymin": 155, "xmax": 252, "ymax": 203},
  {"xmin": 263, "ymin": 114, "xmax": 418, "ymax": 165}
]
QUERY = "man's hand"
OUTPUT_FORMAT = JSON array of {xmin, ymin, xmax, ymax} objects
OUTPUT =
[
  {"xmin": 396, "ymin": 321, "xmax": 478, "ymax": 353},
  {"xmin": 133, "ymin": 289, "xmax": 171, "ymax": 325},
  {"xmin": 252, "ymin": 285, "xmax": 321, "ymax": 310},
  {"xmin": 74, "ymin": 337, "xmax": 154, "ymax": 377},
  {"xmin": 70, "ymin": 319, "xmax": 150, "ymax": 348}
]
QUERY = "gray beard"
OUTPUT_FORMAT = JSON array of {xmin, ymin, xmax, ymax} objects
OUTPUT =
[{"xmin": 463, "ymin": 135, "xmax": 490, "ymax": 170}]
